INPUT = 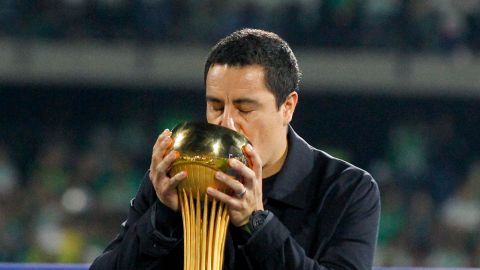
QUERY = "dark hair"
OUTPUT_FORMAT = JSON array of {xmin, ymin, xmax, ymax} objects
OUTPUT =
[{"xmin": 204, "ymin": 28, "xmax": 301, "ymax": 108}]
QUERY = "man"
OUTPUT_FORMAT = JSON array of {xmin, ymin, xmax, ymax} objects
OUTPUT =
[{"xmin": 91, "ymin": 28, "xmax": 380, "ymax": 270}]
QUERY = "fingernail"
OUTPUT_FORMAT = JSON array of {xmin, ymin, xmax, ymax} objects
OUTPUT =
[
  {"xmin": 247, "ymin": 144, "xmax": 253, "ymax": 151},
  {"xmin": 161, "ymin": 129, "xmax": 170, "ymax": 137},
  {"xmin": 215, "ymin": 171, "xmax": 223, "ymax": 180}
]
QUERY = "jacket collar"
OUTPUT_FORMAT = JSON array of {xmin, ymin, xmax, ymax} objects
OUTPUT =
[{"xmin": 265, "ymin": 125, "xmax": 315, "ymax": 209}]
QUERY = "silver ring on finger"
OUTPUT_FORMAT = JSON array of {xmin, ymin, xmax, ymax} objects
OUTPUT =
[{"xmin": 236, "ymin": 187, "xmax": 247, "ymax": 199}]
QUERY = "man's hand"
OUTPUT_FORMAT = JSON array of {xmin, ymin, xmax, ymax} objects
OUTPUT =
[
  {"xmin": 207, "ymin": 144, "xmax": 263, "ymax": 227},
  {"xmin": 149, "ymin": 129, "xmax": 187, "ymax": 211}
]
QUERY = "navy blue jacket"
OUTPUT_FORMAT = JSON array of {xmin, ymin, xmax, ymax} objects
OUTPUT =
[{"xmin": 91, "ymin": 126, "xmax": 380, "ymax": 269}]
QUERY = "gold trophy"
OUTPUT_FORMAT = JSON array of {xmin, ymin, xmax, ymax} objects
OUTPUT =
[{"xmin": 169, "ymin": 122, "xmax": 250, "ymax": 270}]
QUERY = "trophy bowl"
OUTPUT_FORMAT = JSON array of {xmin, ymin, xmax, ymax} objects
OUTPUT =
[{"xmin": 169, "ymin": 122, "xmax": 250, "ymax": 199}]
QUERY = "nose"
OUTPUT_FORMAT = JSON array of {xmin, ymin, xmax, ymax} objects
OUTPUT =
[{"xmin": 219, "ymin": 107, "xmax": 237, "ymax": 132}]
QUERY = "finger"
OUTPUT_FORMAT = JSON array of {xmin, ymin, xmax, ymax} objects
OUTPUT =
[
  {"xmin": 155, "ymin": 150, "xmax": 179, "ymax": 177},
  {"xmin": 207, "ymin": 187, "xmax": 242, "ymax": 210},
  {"xmin": 153, "ymin": 129, "xmax": 171, "ymax": 151},
  {"xmin": 158, "ymin": 136, "xmax": 174, "ymax": 157},
  {"xmin": 228, "ymin": 158, "xmax": 256, "ymax": 184},
  {"xmin": 243, "ymin": 144, "xmax": 262, "ymax": 178},
  {"xmin": 215, "ymin": 171, "xmax": 244, "ymax": 194},
  {"xmin": 150, "ymin": 136, "xmax": 173, "ymax": 171},
  {"xmin": 164, "ymin": 171, "xmax": 187, "ymax": 191},
  {"xmin": 150, "ymin": 130, "xmax": 171, "ymax": 171},
  {"xmin": 151, "ymin": 137, "xmax": 173, "ymax": 167}
]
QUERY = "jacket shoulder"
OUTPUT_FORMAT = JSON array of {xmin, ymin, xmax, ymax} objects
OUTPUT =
[
  {"xmin": 315, "ymin": 149, "xmax": 374, "ymax": 182},
  {"xmin": 311, "ymin": 148, "xmax": 379, "ymax": 202}
]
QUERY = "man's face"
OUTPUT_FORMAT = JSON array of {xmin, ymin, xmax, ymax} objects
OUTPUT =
[{"xmin": 206, "ymin": 64, "xmax": 295, "ymax": 174}]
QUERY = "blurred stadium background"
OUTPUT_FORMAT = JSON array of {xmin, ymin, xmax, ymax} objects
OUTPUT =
[{"xmin": 1, "ymin": 0, "xmax": 480, "ymax": 267}]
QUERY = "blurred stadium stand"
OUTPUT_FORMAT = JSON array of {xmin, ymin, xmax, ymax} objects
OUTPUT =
[
  {"xmin": 1, "ymin": 42, "xmax": 480, "ymax": 96},
  {"xmin": 1, "ymin": 0, "xmax": 480, "ymax": 267}
]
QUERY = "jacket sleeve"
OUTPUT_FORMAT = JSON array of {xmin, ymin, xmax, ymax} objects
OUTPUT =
[
  {"xmin": 90, "ymin": 172, "xmax": 184, "ymax": 270},
  {"xmin": 239, "ymin": 173, "xmax": 380, "ymax": 270}
]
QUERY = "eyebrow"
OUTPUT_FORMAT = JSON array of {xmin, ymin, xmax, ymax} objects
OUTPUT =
[
  {"xmin": 206, "ymin": 96, "xmax": 260, "ymax": 106},
  {"xmin": 206, "ymin": 96, "xmax": 222, "ymax": 103}
]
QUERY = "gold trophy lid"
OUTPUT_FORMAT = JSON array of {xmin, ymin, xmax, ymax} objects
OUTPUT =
[{"xmin": 170, "ymin": 122, "xmax": 250, "ymax": 196}]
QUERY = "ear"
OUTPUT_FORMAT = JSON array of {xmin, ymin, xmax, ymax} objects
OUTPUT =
[{"xmin": 281, "ymin": 91, "xmax": 298, "ymax": 126}]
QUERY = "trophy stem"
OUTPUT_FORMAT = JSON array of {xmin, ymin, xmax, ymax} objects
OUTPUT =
[{"xmin": 179, "ymin": 189, "xmax": 229, "ymax": 270}]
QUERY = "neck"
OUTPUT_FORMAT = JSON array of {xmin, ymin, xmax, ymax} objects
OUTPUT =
[{"xmin": 262, "ymin": 136, "xmax": 288, "ymax": 178}]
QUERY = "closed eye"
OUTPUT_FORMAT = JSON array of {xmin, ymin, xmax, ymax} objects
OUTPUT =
[
  {"xmin": 239, "ymin": 109, "xmax": 253, "ymax": 114},
  {"xmin": 206, "ymin": 96, "xmax": 224, "ymax": 112},
  {"xmin": 234, "ymin": 98, "xmax": 258, "ymax": 115}
]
